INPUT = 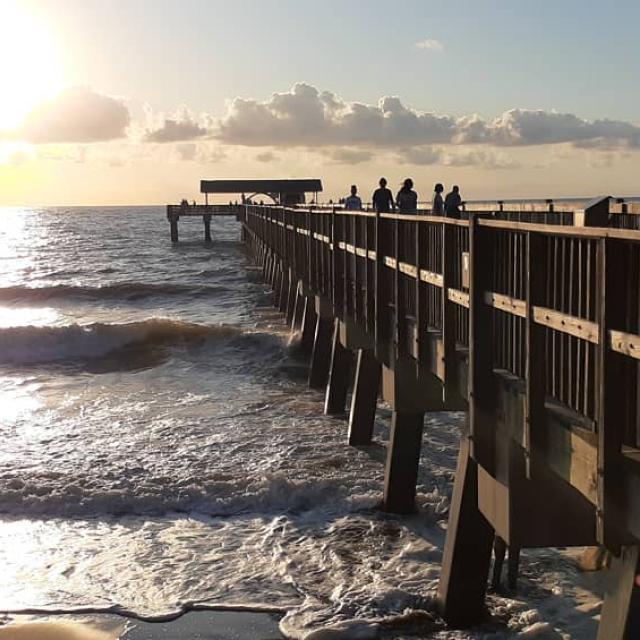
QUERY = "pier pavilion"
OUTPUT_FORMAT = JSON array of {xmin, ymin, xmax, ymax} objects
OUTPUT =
[{"xmin": 165, "ymin": 178, "xmax": 323, "ymax": 242}]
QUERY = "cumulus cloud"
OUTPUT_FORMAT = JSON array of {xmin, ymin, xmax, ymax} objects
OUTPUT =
[
  {"xmin": 215, "ymin": 83, "xmax": 640, "ymax": 152},
  {"xmin": 217, "ymin": 83, "xmax": 456, "ymax": 147},
  {"xmin": 415, "ymin": 38, "xmax": 443, "ymax": 51},
  {"xmin": 9, "ymin": 87, "xmax": 129, "ymax": 144},
  {"xmin": 142, "ymin": 106, "xmax": 210, "ymax": 143}
]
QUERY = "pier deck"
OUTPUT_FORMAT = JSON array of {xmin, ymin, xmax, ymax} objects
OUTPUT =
[{"xmin": 240, "ymin": 196, "xmax": 640, "ymax": 639}]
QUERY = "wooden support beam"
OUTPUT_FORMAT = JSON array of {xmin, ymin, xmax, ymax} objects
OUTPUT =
[
  {"xmin": 278, "ymin": 265, "xmax": 289, "ymax": 312},
  {"xmin": 290, "ymin": 280, "xmax": 305, "ymax": 333},
  {"xmin": 285, "ymin": 268, "xmax": 297, "ymax": 324},
  {"xmin": 597, "ymin": 546, "xmax": 640, "ymax": 640},
  {"xmin": 324, "ymin": 320, "xmax": 354, "ymax": 415},
  {"xmin": 299, "ymin": 295, "xmax": 317, "ymax": 355},
  {"xmin": 348, "ymin": 349, "xmax": 381, "ymax": 445},
  {"xmin": 383, "ymin": 410, "xmax": 424, "ymax": 514},
  {"xmin": 203, "ymin": 214, "xmax": 212, "ymax": 242},
  {"xmin": 309, "ymin": 315, "xmax": 334, "ymax": 389},
  {"xmin": 437, "ymin": 437, "xmax": 494, "ymax": 626},
  {"xmin": 170, "ymin": 215, "xmax": 179, "ymax": 243}
]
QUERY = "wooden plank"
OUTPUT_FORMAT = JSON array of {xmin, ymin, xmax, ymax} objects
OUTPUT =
[
  {"xmin": 484, "ymin": 291, "xmax": 527, "ymax": 318},
  {"xmin": 398, "ymin": 261, "xmax": 418, "ymax": 278},
  {"xmin": 610, "ymin": 330, "xmax": 640, "ymax": 361},
  {"xmin": 447, "ymin": 288, "xmax": 470, "ymax": 308},
  {"xmin": 533, "ymin": 306, "xmax": 599, "ymax": 343},
  {"xmin": 479, "ymin": 218, "xmax": 640, "ymax": 242},
  {"xmin": 420, "ymin": 268, "xmax": 444, "ymax": 288}
]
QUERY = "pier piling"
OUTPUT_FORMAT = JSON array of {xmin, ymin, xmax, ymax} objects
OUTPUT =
[
  {"xmin": 324, "ymin": 320, "xmax": 354, "ymax": 415},
  {"xmin": 436, "ymin": 437, "xmax": 494, "ymax": 626},
  {"xmin": 382, "ymin": 410, "xmax": 425, "ymax": 514},
  {"xmin": 347, "ymin": 349, "xmax": 381, "ymax": 445},
  {"xmin": 170, "ymin": 215, "xmax": 179, "ymax": 243},
  {"xmin": 299, "ymin": 295, "xmax": 317, "ymax": 355},
  {"xmin": 309, "ymin": 313, "xmax": 333, "ymax": 389}
]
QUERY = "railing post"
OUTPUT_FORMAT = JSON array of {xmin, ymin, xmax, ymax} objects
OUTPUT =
[
  {"xmin": 596, "ymin": 237, "xmax": 629, "ymax": 549},
  {"xmin": 441, "ymin": 221, "xmax": 464, "ymax": 407},
  {"xmin": 468, "ymin": 213, "xmax": 496, "ymax": 472},
  {"xmin": 525, "ymin": 231, "xmax": 546, "ymax": 476}
]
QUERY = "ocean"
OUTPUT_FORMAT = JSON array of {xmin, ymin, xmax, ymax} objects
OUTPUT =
[{"xmin": 0, "ymin": 206, "xmax": 603, "ymax": 639}]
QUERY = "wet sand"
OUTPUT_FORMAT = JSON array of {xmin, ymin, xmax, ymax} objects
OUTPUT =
[{"xmin": 0, "ymin": 612, "xmax": 283, "ymax": 640}]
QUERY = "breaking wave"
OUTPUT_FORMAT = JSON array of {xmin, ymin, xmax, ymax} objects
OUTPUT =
[
  {"xmin": 0, "ymin": 471, "xmax": 373, "ymax": 518},
  {"xmin": 0, "ymin": 319, "xmax": 258, "ymax": 366}
]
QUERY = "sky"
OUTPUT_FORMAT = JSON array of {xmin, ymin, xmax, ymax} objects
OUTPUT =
[{"xmin": 0, "ymin": 0, "xmax": 639, "ymax": 205}]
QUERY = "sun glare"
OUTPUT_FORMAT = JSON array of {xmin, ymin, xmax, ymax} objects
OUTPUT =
[{"xmin": 0, "ymin": 2, "xmax": 65, "ymax": 130}]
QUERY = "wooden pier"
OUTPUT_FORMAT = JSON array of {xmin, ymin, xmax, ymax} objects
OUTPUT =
[
  {"xmin": 239, "ymin": 196, "xmax": 640, "ymax": 638},
  {"xmin": 165, "ymin": 204, "xmax": 241, "ymax": 243}
]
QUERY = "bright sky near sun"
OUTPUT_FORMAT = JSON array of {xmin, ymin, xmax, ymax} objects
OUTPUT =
[{"xmin": 0, "ymin": 0, "xmax": 639, "ymax": 204}]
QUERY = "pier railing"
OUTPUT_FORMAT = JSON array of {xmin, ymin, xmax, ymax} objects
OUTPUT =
[{"xmin": 242, "ymin": 198, "xmax": 640, "ymax": 637}]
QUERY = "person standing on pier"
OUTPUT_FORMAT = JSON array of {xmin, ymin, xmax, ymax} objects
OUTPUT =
[
  {"xmin": 372, "ymin": 177, "xmax": 395, "ymax": 213},
  {"xmin": 431, "ymin": 183, "xmax": 445, "ymax": 215},
  {"xmin": 344, "ymin": 185, "xmax": 363, "ymax": 210},
  {"xmin": 444, "ymin": 185, "xmax": 462, "ymax": 218},
  {"xmin": 396, "ymin": 178, "xmax": 418, "ymax": 214}
]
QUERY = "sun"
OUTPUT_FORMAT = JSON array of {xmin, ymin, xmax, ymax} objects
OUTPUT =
[{"xmin": 0, "ymin": 2, "xmax": 65, "ymax": 131}]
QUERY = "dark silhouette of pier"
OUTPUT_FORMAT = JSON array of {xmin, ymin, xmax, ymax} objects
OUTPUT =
[{"xmin": 237, "ymin": 194, "xmax": 640, "ymax": 639}]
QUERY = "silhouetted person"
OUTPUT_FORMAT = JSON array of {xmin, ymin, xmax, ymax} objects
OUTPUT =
[
  {"xmin": 444, "ymin": 185, "xmax": 462, "ymax": 218},
  {"xmin": 372, "ymin": 177, "xmax": 395, "ymax": 213},
  {"xmin": 431, "ymin": 183, "xmax": 445, "ymax": 216},
  {"xmin": 396, "ymin": 178, "xmax": 417, "ymax": 214},
  {"xmin": 344, "ymin": 185, "xmax": 362, "ymax": 210}
]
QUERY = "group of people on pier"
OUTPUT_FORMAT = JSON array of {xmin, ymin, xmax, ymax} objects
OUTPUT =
[{"xmin": 342, "ymin": 178, "xmax": 462, "ymax": 217}]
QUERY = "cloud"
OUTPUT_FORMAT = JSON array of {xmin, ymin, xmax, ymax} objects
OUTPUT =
[
  {"xmin": 217, "ymin": 83, "xmax": 456, "ymax": 147},
  {"xmin": 323, "ymin": 148, "xmax": 373, "ymax": 164},
  {"xmin": 173, "ymin": 142, "xmax": 226, "ymax": 163},
  {"xmin": 145, "ymin": 119, "xmax": 207, "ymax": 142},
  {"xmin": 400, "ymin": 147, "xmax": 441, "ymax": 165},
  {"xmin": 10, "ymin": 87, "xmax": 129, "ymax": 143},
  {"xmin": 415, "ymin": 38, "xmax": 443, "ymax": 51},
  {"xmin": 398, "ymin": 146, "xmax": 519, "ymax": 169},
  {"xmin": 140, "ymin": 105, "xmax": 211, "ymax": 143},
  {"xmin": 215, "ymin": 84, "xmax": 640, "ymax": 152},
  {"xmin": 256, "ymin": 151, "xmax": 279, "ymax": 162}
]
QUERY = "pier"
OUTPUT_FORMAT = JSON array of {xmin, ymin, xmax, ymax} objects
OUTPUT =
[
  {"xmin": 239, "ymin": 195, "xmax": 640, "ymax": 639},
  {"xmin": 166, "ymin": 179, "xmax": 323, "ymax": 242}
]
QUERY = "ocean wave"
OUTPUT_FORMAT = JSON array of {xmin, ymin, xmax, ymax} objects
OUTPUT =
[
  {"xmin": 0, "ymin": 319, "xmax": 249, "ymax": 367},
  {"xmin": 0, "ymin": 282, "xmax": 226, "ymax": 304},
  {"xmin": 0, "ymin": 471, "xmax": 373, "ymax": 518}
]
